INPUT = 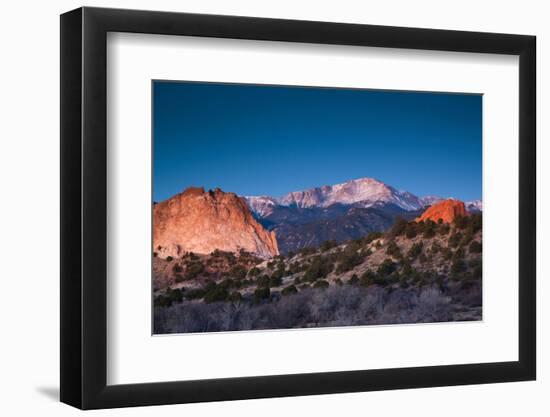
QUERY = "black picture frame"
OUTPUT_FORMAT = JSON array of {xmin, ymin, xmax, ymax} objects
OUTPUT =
[{"xmin": 60, "ymin": 6, "xmax": 536, "ymax": 410}]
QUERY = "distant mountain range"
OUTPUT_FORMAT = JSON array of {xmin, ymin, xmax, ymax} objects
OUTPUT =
[
  {"xmin": 247, "ymin": 178, "xmax": 422, "ymax": 214},
  {"xmin": 153, "ymin": 177, "xmax": 482, "ymax": 258},
  {"xmin": 244, "ymin": 177, "xmax": 481, "ymax": 254},
  {"xmin": 245, "ymin": 178, "xmax": 481, "ymax": 214}
]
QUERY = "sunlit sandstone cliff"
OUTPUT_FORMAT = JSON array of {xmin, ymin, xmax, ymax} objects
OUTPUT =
[
  {"xmin": 153, "ymin": 187, "xmax": 279, "ymax": 259},
  {"xmin": 416, "ymin": 199, "xmax": 468, "ymax": 224}
]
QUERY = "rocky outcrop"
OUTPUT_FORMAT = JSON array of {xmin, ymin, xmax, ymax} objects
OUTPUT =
[
  {"xmin": 153, "ymin": 187, "xmax": 279, "ymax": 259},
  {"xmin": 416, "ymin": 199, "xmax": 468, "ymax": 223}
]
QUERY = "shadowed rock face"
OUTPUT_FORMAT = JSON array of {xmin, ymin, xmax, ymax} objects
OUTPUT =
[
  {"xmin": 416, "ymin": 199, "xmax": 468, "ymax": 224},
  {"xmin": 153, "ymin": 187, "xmax": 279, "ymax": 259}
]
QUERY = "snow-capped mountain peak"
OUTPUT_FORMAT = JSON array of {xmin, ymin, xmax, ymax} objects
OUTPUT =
[
  {"xmin": 419, "ymin": 195, "xmax": 444, "ymax": 207},
  {"xmin": 245, "ymin": 177, "xmax": 424, "ymax": 214},
  {"xmin": 279, "ymin": 178, "xmax": 412, "ymax": 208},
  {"xmin": 243, "ymin": 195, "xmax": 279, "ymax": 217},
  {"xmin": 244, "ymin": 177, "xmax": 482, "ymax": 217},
  {"xmin": 277, "ymin": 177, "xmax": 425, "ymax": 211},
  {"xmin": 465, "ymin": 200, "xmax": 483, "ymax": 212}
]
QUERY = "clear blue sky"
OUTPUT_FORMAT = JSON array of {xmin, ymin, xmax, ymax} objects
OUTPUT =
[{"xmin": 153, "ymin": 81, "xmax": 482, "ymax": 202}]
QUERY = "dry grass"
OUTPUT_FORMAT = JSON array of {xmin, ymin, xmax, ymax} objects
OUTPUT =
[{"xmin": 154, "ymin": 283, "xmax": 480, "ymax": 334}]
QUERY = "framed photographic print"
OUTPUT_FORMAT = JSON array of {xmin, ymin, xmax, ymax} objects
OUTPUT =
[{"xmin": 60, "ymin": 6, "xmax": 536, "ymax": 409}]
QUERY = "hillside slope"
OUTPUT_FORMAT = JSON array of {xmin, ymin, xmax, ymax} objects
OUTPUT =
[{"xmin": 153, "ymin": 213, "xmax": 482, "ymax": 332}]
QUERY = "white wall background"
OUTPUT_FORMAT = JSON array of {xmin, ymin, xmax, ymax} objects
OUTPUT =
[{"xmin": 0, "ymin": 0, "xmax": 546, "ymax": 415}]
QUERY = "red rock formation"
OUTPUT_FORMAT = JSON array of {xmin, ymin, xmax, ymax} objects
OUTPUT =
[
  {"xmin": 153, "ymin": 187, "xmax": 279, "ymax": 259},
  {"xmin": 416, "ymin": 199, "xmax": 468, "ymax": 224}
]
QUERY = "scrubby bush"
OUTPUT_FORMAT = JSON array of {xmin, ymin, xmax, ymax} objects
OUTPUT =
[
  {"xmin": 256, "ymin": 274, "xmax": 270, "ymax": 288},
  {"xmin": 422, "ymin": 220, "xmax": 437, "ymax": 238},
  {"xmin": 300, "ymin": 246, "xmax": 317, "ymax": 256},
  {"xmin": 378, "ymin": 259, "xmax": 397, "ymax": 277},
  {"xmin": 404, "ymin": 223, "xmax": 418, "ymax": 239},
  {"xmin": 269, "ymin": 274, "xmax": 283, "ymax": 288},
  {"xmin": 335, "ymin": 250, "xmax": 364, "ymax": 274},
  {"xmin": 389, "ymin": 218, "xmax": 408, "ymax": 237},
  {"xmin": 372, "ymin": 273, "xmax": 389, "ymax": 286},
  {"xmin": 402, "ymin": 261, "xmax": 413, "ymax": 276},
  {"xmin": 320, "ymin": 240, "xmax": 338, "ymax": 252},
  {"xmin": 399, "ymin": 274, "xmax": 409, "ymax": 289},
  {"xmin": 346, "ymin": 240, "xmax": 363, "ymax": 252},
  {"xmin": 454, "ymin": 246, "xmax": 465, "ymax": 259},
  {"xmin": 448, "ymin": 232, "xmax": 463, "ymax": 248},
  {"xmin": 438, "ymin": 223, "xmax": 451, "ymax": 235},
  {"xmin": 238, "ymin": 248, "xmax": 251, "ymax": 257},
  {"xmin": 254, "ymin": 287, "xmax": 271, "ymax": 303},
  {"xmin": 469, "ymin": 213, "xmax": 482, "ymax": 233},
  {"xmin": 204, "ymin": 282, "xmax": 218, "ymax": 294},
  {"xmin": 274, "ymin": 262, "xmax": 287, "ymax": 277},
  {"xmin": 281, "ymin": 285, "xmax": 298, "ymax": 296},
  {"xmin": 247, "ymin": 267, "xmax": 261, "ymax": 277},
  {"xmin": 469, "ymin": 240, "xmax": 482, "ymax": 254},
  {"xmin": 187, "ymin": 252, "xmax": 200, "ymax": 261},
  {"xmin": 227, "ymin": 292, "xmax": 242, "ymax": 303},
  {"xmin": 210, "ymin": 250, "xmax": 236, "ymax": 264},
  {"xmin": 468, "ymin": 257, "xmax": 482, "ymax": 276},
  {"xmin": 451, "ymin": 257, "xmax": 466, "ymax": 275},
  {"xmin": 348, "ymin": 275, "xmax": 359, "ymax": 286},
  {"xmin": 185, "ymin": 261, "xmax": 204, "ymax": 279},
  {"xmin": 403, "ymin": 264, "xmax": 423, "ymax": 286},
  {"xmin": 461, "ymin": 228, "xmax": 474, "ymax": 245},
  {"xmin": 361, "ymin": 248, "xmax": 373, "ymax": 258},
  {"xmin": 442, "ymin": 247, "xmax": 453, "ymax": 261},
  {"xmin": 313, "ymin": 280, "xmax": 329, "ymax": 289},
  {"xmin": 303, "ymin": 255, "xmax": 334, "ymax": 282},
  {"xmin": 154, "ymin": 294, "xmax": 172, "ymax": 307},
  {"xmin": 240, "ymin": 279, "xmax": 254, "ymax": 287},
  {"xmin": 288, "ymin": 261, "xmax": 306, "ymax": 275},
  {"xmin": 203, "ymin": 285, "xmax": 229, "ymax": 303},
  {"xmin": 166, "ymin": 288, "xmax": 183, "ymax": 304},
  {"xmin": 219, "ymin": 278, "xmax": 236, "ymax": 289},
  {"xmin": 385, "ymin": 241, "xmax": 401, "ymax": 259},
  {"xmin": 229, "ymin": 264, "xmax": 247, "ymax": 279},
  {"xmin": 453, "ymin": 215, "xmax": 469, "ymax": 230},
  {"xmin": 185, "ymin": 288, "xmax": 206, "ymax": 300},
  {"xmin": 363, "ymin": 231, "xmax": 384, "ymax": 245},
  {"xmin": 360, "ymin": 270, "xmax": 375, "ymax": 287},
  {"xmin": 407, "ymin": 242, "xmax": 423, "ymax": 259}
]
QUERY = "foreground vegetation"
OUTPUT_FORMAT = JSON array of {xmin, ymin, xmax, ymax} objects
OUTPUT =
[
  {"xmin": 153, "ymin": 214, "xmax": 482, "ymax": 333},
  {"xmin": 154, "ymin": 283, "xmax": 481, "ymax": 333}
]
